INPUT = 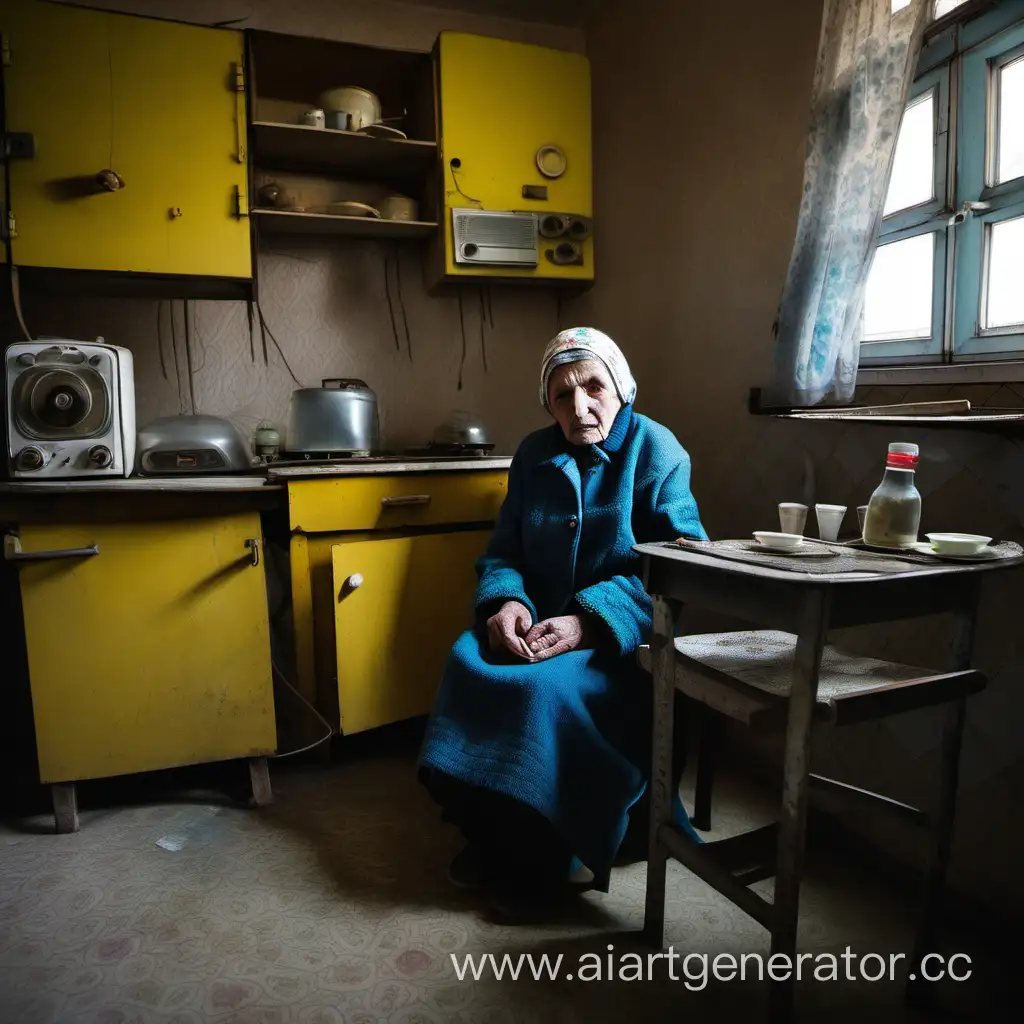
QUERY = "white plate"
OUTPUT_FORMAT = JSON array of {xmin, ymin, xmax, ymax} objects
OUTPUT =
[
  {"xmin": 327, "ymin": 201, "xmax": 381, "ymax": 218},
  {"xmin": 747, "ymin": 542, "xmax": 835, "ymax": 558},
  {"xmin": 910, "ymin": 541, "xmax": 1004, "ymax": 562},
  {"xmin": 357, "ymin": 123, "xmax": 408, "ymax": 140}
]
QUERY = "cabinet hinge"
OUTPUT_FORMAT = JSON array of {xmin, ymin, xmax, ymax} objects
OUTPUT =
[
  {"xmin": 234, "ymin": 185, "xmax": 248, "ymax": 218},
  {"xmin": 1, "ymin": 35, "xmax": 11, "ymax": 68},
  {"xmin": 233, "ymin": 61, "xmax": 247, "ymax": 164},
  {"xmin": 1, "ymin": 209, "xmax": 16, "ymax": 243},
  {"xmin": 1, "ymin": 132, "xmax": 34, "ymax": 159}
]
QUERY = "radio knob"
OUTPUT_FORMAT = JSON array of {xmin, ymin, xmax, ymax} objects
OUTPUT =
[
  {"xmin": 88, "ymin": 445, "xmax": 113, "ymax": 468},
  {"xmin": 16, "ymin": 446, "xmax": 45, "ymax": 471}
]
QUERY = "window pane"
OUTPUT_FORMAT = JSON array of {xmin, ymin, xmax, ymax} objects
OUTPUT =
[
  {"xmin": 883, "ymin": 92, "xmax": 935, "ymax": 216},
  {"xmin": 863, "ymin": 233, "xmax": 935, "ymax": 342},
  {"xmin": 934, "ymin": 1, "xmax": 969, "ymax": 17},
  {"xmin": 985, "ymin": 215, "xmax": 1024, "ymax": 329},
  {"xmin": 997, "ymin": 55, "xmax": 1024, "ymax": 185}
]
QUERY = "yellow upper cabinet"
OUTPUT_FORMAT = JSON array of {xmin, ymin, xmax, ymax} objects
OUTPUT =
[
  {"xmin": 436, "ymin": 32, "xmax": 593, "ymax": 285},
  {"xmin": 0, "ymin": 1, "xmax": 251, "ymax": 281}
]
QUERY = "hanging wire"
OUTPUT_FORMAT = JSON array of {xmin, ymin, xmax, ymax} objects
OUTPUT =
[
  {"xmin": 270, "ymin": 660, "xmax": 333, "ymax": 759},
  {"xmin": 456, "ymin": 291, "xmax": 468, "ymax": 390},
  {"xmin": 246, "ymin": 299, "xmax": 256, "ymax": 365},
  {"xmin": 485, "ymin": 285, "xmax": 495, "ymax": 328},
  {"xmin": 382, "ymin": 248, "xmax": 401, "ymax": 352},
  {"xmin": 477, "ymin": 287, "xmax": 488, "ymax": 373},
  {"xmin": 183, "ymin": 298, "xmax": 197, "ymax": 414},
  {"xmin": 168, "ymin": 300, "xmax": 185, "ymax": 413},
  {"xmin": 446, "ymin": 159, "xmax": 482, "ymax": 207},
  {"xmin": 156, "ymin": 300, "xmax": 169, "ymax": 381},
  {"xmin": 0, "ymin": 45, "xmax": 31, "ymax": 342},
  {"xmin": 393, "ymin": 243, "xmax": 411, "ymax": 361},
  {"xmin": 256, "ymin": 301, "xmax": 305, "ymax": 387},
  {"xmin": 190, "ymin": 298, "xmax": 207, "ymax": 375}
]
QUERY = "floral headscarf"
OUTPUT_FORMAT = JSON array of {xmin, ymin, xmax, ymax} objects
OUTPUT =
[{"xmin": 539, "ymin": 327, "xmax": 637, "ymax": 410}]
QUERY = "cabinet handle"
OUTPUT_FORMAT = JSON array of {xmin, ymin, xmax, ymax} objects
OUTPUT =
[
  {"xmin": 245, "ymin": 538, "xmax": 260, "ymax": 567},
  {"xmin": 380, "ymin": 494, "xmax": 431, "ymax": 507},
  {"xmin": 3, "ymin": 534, "xmax": 99, "ymax": 562}
]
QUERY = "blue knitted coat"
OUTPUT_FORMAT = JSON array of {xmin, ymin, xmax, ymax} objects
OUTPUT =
[{"xmin": 419, "ymin": 406, "xmax": 707, "ymax": 887}]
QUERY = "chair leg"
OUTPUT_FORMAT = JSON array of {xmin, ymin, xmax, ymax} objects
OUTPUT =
[
  {"xmin": 692, "ymin": 707, "xmax": 722, "ymax": 832},
  {"xmin": 907, "ymin": 697, "xmax": 967, "ymax": 1008}
]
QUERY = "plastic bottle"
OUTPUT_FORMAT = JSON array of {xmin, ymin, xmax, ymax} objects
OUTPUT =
[{"xmin": 862, "ymin": 442, "xmax": 921, "ymax": 549}]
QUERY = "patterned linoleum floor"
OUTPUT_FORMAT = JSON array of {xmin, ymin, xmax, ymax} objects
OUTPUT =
[{"xmin": 0, "ymin": 748, "xmax": 1012, "ymax": 1024}]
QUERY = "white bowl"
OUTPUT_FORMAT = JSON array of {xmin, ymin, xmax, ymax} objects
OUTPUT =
[
  {"xmin": 753, "ymin": 531, "xmax": 805, "ymax": 552},
  {"xmin": 925, "ymin": 532, "xmax": 992, "ymax": 556}
]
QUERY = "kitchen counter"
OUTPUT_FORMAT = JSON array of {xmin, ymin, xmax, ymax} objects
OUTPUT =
[
  {"xmin": 0, "ymin": 475, "xmax": 277, "ymax": 493},
  {"xmin": 0, "ymin": 475, "xmax": 281, "ymax": 525},
  {"xmin": 267, "ymin": 457, "xmax": 513, "ymax": 479}
]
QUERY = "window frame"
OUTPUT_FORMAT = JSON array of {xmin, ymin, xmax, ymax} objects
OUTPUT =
[
  {"xmin": 952, "ymin": 19, "xmax": 1024, "ymax": 359},
  {"xmin": 859, "ymin": 2, "xmax": 1024, "ymax": 373}
]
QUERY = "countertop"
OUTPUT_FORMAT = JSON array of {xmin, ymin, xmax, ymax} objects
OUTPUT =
[
  {"xmin": 266, "ymin": 457, "xmax": 513, "ymax": 479},
  {"xmin": 0, "ymin": 475, "xmax": 278, "ymax": 493},
  {"xmin": 0, "ymin": 458, "xmax": 512, "ymax": 494}
]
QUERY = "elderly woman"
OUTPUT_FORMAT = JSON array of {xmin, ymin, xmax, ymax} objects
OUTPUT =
[{"xmin": 419, "ymin": 327, "xmax": 707, "ymax": 914}]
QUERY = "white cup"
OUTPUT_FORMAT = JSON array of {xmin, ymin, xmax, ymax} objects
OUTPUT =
[
  {"xmin": 778, "ymin": 503, "xmax": 808, "ymax": 535},
  {"xmin": 815, "ymin": 504, "xmax": 847, "ymax": 542},
  {"xmin": 857, "ymin": 505, "xmax": 869, "ymax": 535}
]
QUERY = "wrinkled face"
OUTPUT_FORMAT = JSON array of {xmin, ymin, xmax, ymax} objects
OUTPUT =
[{"xmin": 547, "ymin": 358, "xmax": 622, "ymax": 446}]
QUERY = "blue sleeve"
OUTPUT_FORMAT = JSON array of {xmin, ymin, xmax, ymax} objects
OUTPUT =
[
  {"xmin": 473, "ymin": 451, "xmax": 538, "ymax": 621},
  {"xmin": 573, "ymin": 448, "xmax": 706, "ymax": 656}
]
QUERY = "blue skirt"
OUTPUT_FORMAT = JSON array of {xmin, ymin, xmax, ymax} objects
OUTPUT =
[{"xmin": 418, "ymin": 628, "xmax": 698, "ymax": 890}]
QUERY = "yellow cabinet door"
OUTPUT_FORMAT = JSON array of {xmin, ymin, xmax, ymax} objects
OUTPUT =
[
  {"xmin": 437, "ymin": 32, "xmax": 592, "ymax": 282},
  {"xmin": 332, "ymin": 529, "xmax": 490, "ymax": 734},
  {"xmin": 0, "ymin": 1, "xmax": 251, "ymax": 279},
  {"xmin": 16, "ymin": 515, "xmax": 276, "ymax": 783}
]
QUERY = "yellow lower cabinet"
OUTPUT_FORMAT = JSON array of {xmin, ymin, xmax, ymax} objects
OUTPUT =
[
  {"xmin": 16, "ymin": 515, "xmax": 276, "ymax": 784},
  {"xmin": 332, "ymin": 530, "xmax": 491, "ymax": 734}
]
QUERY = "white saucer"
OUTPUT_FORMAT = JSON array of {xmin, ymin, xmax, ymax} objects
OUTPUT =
[
  {"xmin": 909, "ymin": 541, "xmax": 1003, "ymax": 561},
  {"xmin": 747, "ymin": 542, "xmax": 835, "ymax": 558}
]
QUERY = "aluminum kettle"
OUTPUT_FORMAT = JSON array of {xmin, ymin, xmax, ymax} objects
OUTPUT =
[{"xmin": 286, "ymin": 378, "xmax": 379, "ymax": 454}]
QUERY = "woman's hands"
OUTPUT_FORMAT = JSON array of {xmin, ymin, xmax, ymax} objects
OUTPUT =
[
  {"xmin": 522, "ymin": 615, "xmax": 591, "ymax": 661},
  {"xmin": 487, "ymin": 602, "xmax": 597, "ymax": 662},
  {"xmin": 486, "ymin": 601, "xmax": 535, "ymax": 660}
]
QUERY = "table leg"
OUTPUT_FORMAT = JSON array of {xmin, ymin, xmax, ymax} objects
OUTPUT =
[
  {"xmin": 51, "ymin": 783, "xmax": 79, "ymax": 834},
  {"xmin": 643, "ymin": 596, "xmax": 681, "ymax": 948},
  {"xmin": 769, "ymin": 586, "xmax": 830, "ymax": 1023},
  {"xmin": 907, "ymin": 587, "xmax": 977, "ymax": 1007}
]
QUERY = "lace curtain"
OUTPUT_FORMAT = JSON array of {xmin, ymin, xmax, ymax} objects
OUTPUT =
[{"xmin": 770, "ymin": 0, "xmax": 930, "ymax": 406}]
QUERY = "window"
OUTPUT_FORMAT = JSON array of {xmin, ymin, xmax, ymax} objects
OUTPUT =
[{"xmin": 862, "ymin": 2, "xmax": 1024, "ymax": 367}]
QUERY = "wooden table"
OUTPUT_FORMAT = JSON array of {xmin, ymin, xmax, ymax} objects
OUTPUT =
[{"xmin": 634, "ymin": 540, "xmax": 1024, "ymax": 1021}]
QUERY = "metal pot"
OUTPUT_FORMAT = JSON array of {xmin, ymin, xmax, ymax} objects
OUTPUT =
[
  {"xmin": 286, "ymin": 379, "xmax": 379, "ymax": 454},
  {"xmin": 320, "ymin": 86, "xmax": 381, "ymax": 132}
]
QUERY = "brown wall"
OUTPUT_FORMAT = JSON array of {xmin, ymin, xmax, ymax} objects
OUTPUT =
[{"xmin": 578, "ymin": 0, "xmax": 1024, "ymax": 919}]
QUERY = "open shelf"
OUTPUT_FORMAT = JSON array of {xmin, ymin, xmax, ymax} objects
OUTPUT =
[
  {"xmin": 252, "ymin": 121, "xmax": 437, "ymax": 177},
  {"xmin": 253, "ymin": 208, "xmax": 438, "ymax": 239}
]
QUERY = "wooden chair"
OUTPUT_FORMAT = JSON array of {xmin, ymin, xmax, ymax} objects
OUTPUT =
[{"xmin": 638, "ymin": 629, "xmax": 985, "ymax": 1005}]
